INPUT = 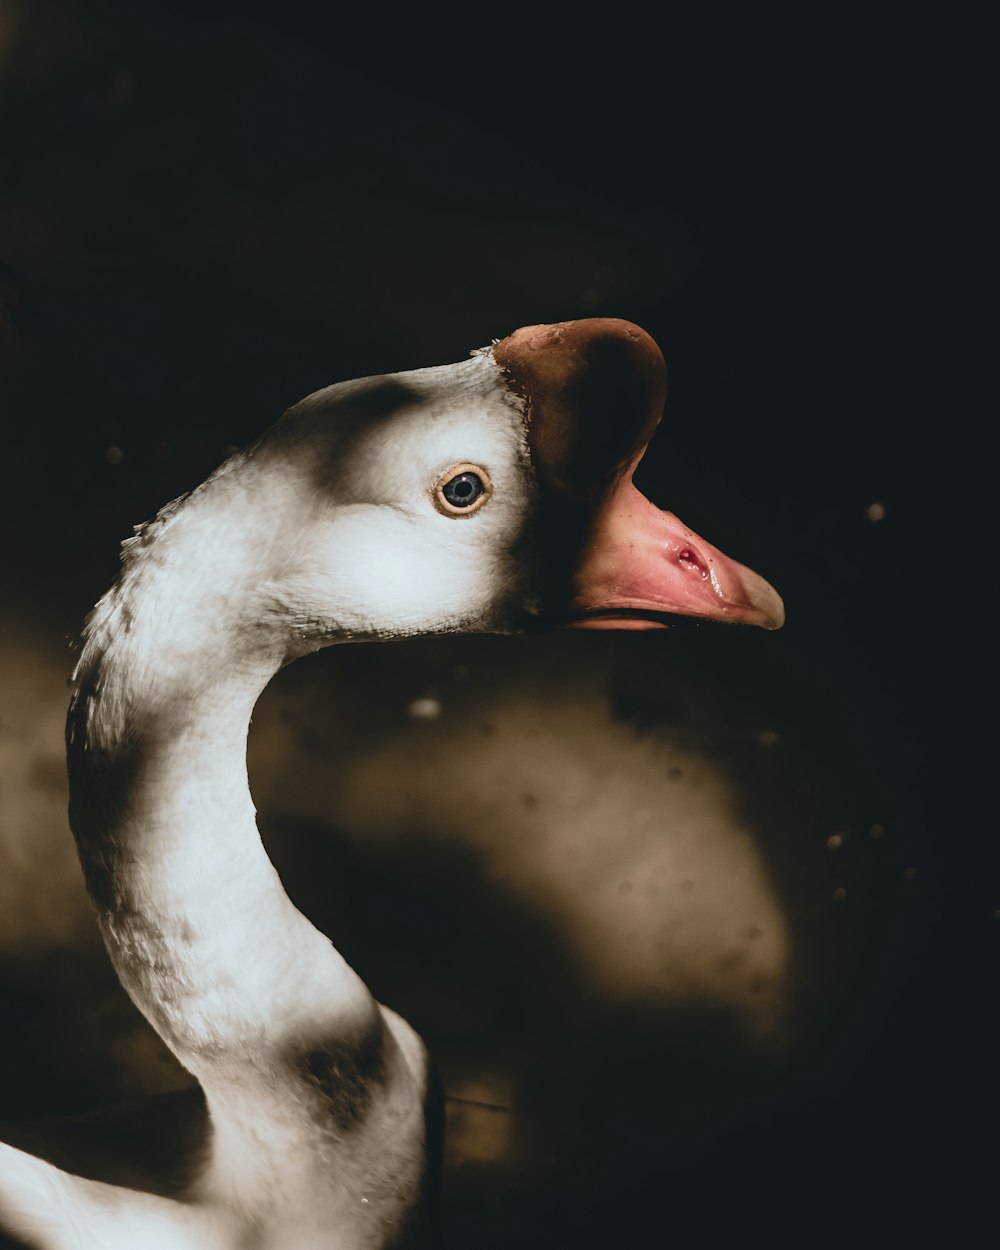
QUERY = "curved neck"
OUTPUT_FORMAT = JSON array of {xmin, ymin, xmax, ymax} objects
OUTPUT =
[{"xmin": 66, "ymin": 471, "xmax": 377, "ymax": 1077}]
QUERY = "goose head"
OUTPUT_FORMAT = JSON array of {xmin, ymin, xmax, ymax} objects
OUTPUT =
[{"xmin": 181, "ymin": 317, "xmax": 782, "ymax": 662}]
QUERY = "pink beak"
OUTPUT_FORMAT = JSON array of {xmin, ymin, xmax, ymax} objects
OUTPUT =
[
  {"xmin": 493, "ymin": 317, "xmax": 784, "ymax": 633},
  {"xmin": 567, "ymin": 478, "xmax": 785, "ymax": 631}
]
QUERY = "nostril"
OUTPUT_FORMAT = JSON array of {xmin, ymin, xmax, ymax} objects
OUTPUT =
[{"xmin": 678, "ymin": 547, "xmax": 709, "ymax": 579}]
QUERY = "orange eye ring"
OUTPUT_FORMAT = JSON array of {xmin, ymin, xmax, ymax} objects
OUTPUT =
[{"xmin": 432, "ymin": 464, "xmax": 493, "ymax": 517}]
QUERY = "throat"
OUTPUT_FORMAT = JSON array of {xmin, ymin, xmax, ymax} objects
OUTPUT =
[
  {"xmin": 64, "ymin": 529, "xmax": 370, "ymax": 1069},
  {"xmin": 68, "ymin": 554, "xmax": 273, "ymax": 890},
  {"xmin": 68, "ymin": 590, "xmax": 281, "ymax": 1052}
]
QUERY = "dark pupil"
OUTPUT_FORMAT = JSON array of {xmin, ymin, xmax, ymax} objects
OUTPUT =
[{"xmin": 443, "ymin": 472, "xmax": 483, "ymax": 507}]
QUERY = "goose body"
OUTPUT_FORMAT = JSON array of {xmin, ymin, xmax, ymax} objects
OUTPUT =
[{"xmin": 0, "ymin": 319, "xmax": 782, "ymax": 1249}]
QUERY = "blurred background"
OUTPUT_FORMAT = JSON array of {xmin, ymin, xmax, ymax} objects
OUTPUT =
[{"xmin": 0, "ymin": 2, "xmax": 985, "ymax": 1245}]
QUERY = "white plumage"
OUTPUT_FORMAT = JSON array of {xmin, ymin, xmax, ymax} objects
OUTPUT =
[{"xmin": 0, "ymin": 319, "xmax": 783, "ymax": 1249}]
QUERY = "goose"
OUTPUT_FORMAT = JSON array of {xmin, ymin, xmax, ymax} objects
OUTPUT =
[{"xmin": 0, "ymin": 317, "xmax": 783, "ymax": 1250}]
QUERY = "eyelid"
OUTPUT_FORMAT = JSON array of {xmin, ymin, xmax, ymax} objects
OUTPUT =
[{"xmin": 432, "ymin": 463, "xmax": 493, "ymax": 517}]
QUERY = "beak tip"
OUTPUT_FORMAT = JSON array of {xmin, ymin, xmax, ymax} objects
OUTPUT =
[
  {"xmin": 738, "ymin": 571, "xmax": 785, "ymax": 632},
  {"xmin": 762, "ymin": 594, "xmax": 786, "ymax": 631}
]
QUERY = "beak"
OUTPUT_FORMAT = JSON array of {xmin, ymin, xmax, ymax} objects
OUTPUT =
[
  {"xmin": 564, "ymin": 478, "xmax": 785, "ymax": 631},
  {"xmin": 492, "ymin": 317, "xmax": 784, "ymax": 634}
]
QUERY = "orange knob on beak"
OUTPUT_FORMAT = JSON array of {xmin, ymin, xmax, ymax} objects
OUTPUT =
[{"xmin": 493, "ymin": 318, "xmax": 784, "ymax": 631}]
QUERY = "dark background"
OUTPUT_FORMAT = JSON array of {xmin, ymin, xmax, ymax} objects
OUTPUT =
[{"xmin": 0, "ymin": 2, "xmax": 987, "ymax": 1245}]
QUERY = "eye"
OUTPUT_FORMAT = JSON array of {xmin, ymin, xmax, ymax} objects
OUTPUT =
[{"xmin": 433, "ymin": 464, "xmax": 493, "ymax": 517}]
